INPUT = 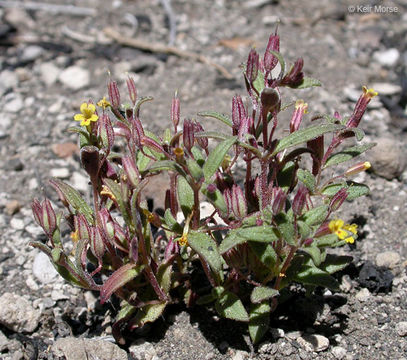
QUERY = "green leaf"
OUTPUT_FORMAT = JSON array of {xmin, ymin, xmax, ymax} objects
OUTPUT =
[
  {"xmin": 302, "ymin": 246, "xmax": 322, "ymax": 267},
  {"xmin": 215, "ymin": 288, "xmax": 249, "ymax": 322},
  {"xmin": 203, "ymin": 136, "xmax": 237, "ymax": 181},
  {"xmin": 315, "ymin": 234, "xmax": 340, "ymax": 247},
  {"xmin": 275, "ymin": 213, "xmax": 296, "ymax": 246},
  {"xmin": 249, "ymin": 242, "xmax": 277, "ymax": 269},
  {"xmin": 296, "ymin": 77, "xmax": 322, "ymax": 89},
  {"xmin": 269, "ymin": 50, "xmax": 285, "ymax": 77},
  {"xmin": 116, "ymin": 301, "xmax": 137, "ymax": 321},
  {"xmin": 145, "ymin": 160, "xmax": 186, "ymax": 177},
  {"xmin": 198, "ymin": 111, "xmax": 233, "ymax": 127},
  {"xmin": 67, "ymin": 126, "xmax": 90, "ymax": 138},
  {"xmin": 136, "ymin": 150, "xmax": 151, "ymax": 172},
  {"xmin": 134, "ymin": 96, "xmax": 153, "ymax": 115},
  {"xmin": 302, "ymin": 205, "xmax": 328, "ymax": 226},
  {"xmin": 297, "ymin": 169, "xmax": 316, "ymax": 192},
  {"xmin": 273, "ymin": 124, "xmax": 344, "ymax": 155},
  {"xmin": 191, "ymin": 146, "xmax": 205, "ymax": 164},
  {"xmin": 177, "ymin": 176, "xmax": 194, "ymax": 217},
  {"xmin": 294, "ymin": 265, "xmax": 339, "ymax": 290},
  {"xmin": 277, "ymin": 161, "xmax": 296, "ymax": 192},
  {"xmin": 50, "ymin": 179, "xmax": 94, "ymax": 224},
  {"xmin": 196, "ymin": 293, "xmax": 217, "ymax": 305},
  {"xmin": 195, "ymin": 131, "xmax": 229, "ymax": 141},
  {"xmin": 324, "ymin": 143, "xmax": 376, "ymax": 168},
  {"xmin": 157, "ymin": 260, "xmax": 173, "ymax": 295},
  {"xmin": 219, "ymin": 226, "xmax": 279, "ymax": 254},
  {"xmin": 187, "ymin": 231, "xmax": 223, "ymax": 280},
  {"xmin": 129, "ymin": 303, "xmax": 167, "ymax": 329},
  {"xmin": 103, "ymin": 178, "xmax": 131, "ymax": 225},
  {"xmin": 320, "ymin": 254, "xmax": 352, "ymax": 274},
  {"xmin": 187, "ymin": 158, "xmax": 204, "ymax": 181},
  {"xmin": 321, "ymin": 181, "xmax": 369, "ymax": 200},
  {"xmin": 252, "ymin": 70, "xmax": 265, "ymax": 95},
  {"xmin": 100, "ymin": 264, "xmax": 143, "ymax": 304},
  {"xmin": 249, "ymin": 302, "xmax": 271, "ymax": 344},
  {"xmin": 163, "ymin": 209, "xmax": 183, "ymax": 233},
  {"xmin": 297, "ymin": 220, "xmax": 312, "ymax": 239},
  {"xmin": 251, "ymin": 287, "xmax": 279, "ymax": 304},
  {"xmin": 338, "ymin": 127, "xmax": 365, "ymax": 141},
  {"xmin": 201, "ymin": 184, "xmax": 228, "ymax": 217}
]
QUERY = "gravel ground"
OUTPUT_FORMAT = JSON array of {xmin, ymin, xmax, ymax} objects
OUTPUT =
[{"xmin": 0, "ymin": 0, "xmax": 407, "ymax": 359}]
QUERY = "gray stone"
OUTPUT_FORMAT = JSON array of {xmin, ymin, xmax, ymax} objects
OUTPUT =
[
  {"xmin": 71, "ymin": 172, "xmax": 90, "ymax": 193},
  {"xmin": 0, "ymin": 70, "xmax": 18, "ymax": 93},
  {"xmin": 0, "ymin": 293, "xmax": 41, "ymax": 333},
  {"xmin": 0, "ymin": 330, "xmax": 8, "ymax": 351},
  {"xmin": 376, "ymin": 251, "xmax": 401, "ymax": 269},
  {"xmin": 232, "ymin": 350, "xmax": 247, "ymax": 360},
  {"xmin": 396, "ymin": 321, "xmax": 407, "ymax": 337},
  {"xmin": 59, "ymin": 66, "xmax": 90, "ymax": 90},
  {"xmin": 10, "ymin": 217, "xmax": 25, "ymax": 230},
  {"xmin": 21, "ymin": 45, "xmax": 44, "ymax": 62},
  {"xmin": 129, "ymin": 338, "xmax": 158, "ymax": 360},
  {"xmin": 50, "ymin": 167, "xmax": 70, "ymax": 179},
  {"xmin": 373, "ymin": 48, "xmax": 400, "ymax": 67},
  {"xmin": 332, "ymin": 346, "xmax": 347, "ymax": 359},
  {"xmin": 297, "ymin": 334, "xmax": 330, "ymax": 352},
  {"xmin": 4, "ymin": 95, "xmax": 24, "ymax": 113},
  {"xmin": 370, "ymin": 137, "xmax": 405, "ymax": 180},
  {"xmin": 371, "ymin": 82, "xmax": 402, "ymax": 96},
  {"xmin": 32, "ymin": 252, "xmax": 59, "ymax": 284},
  {"xmin": 51, "ymin": 337, "xmax": 127, "ymax": 360},
  {"xmin": 39, "ymin": 62, "xmax": 60, "ymax": 86},
  {"xmin": 270, "ymin": 327, "xmax": 285, "ymax": 339},
  {"xmin": 355, "ymin": 288, "xmax": 370, "ymax": 302}
]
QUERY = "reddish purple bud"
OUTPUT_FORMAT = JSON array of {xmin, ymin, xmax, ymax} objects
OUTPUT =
[
  {"xmin": 90, "ymin": 227, "xmax": 105, "ymax": 260},
  {"xmin": 32, "ymin": 199, "xmax": 43, "ymax": 228},
  {"xmin": 206, "ymin": 183, "xmax": 217, "ymax": 194},
  {"xmin": 304, "ymin": 238, "xmax": 314, "ymax": 246},
  {"xmin": 264, "ymin": 33, "xmax": 280, "ymax": 72},
  {"xmin": 141, "ymin": 136, "xmax": 165, "ymax": 154},
  {"xmin": 289, "ymin": 100, "xmax": 308, "ymax": 133},
  {"xmin": 223, "ymin": 188, "xmax": 233, "ymax": 218},
  {"xmin": 307, "ymin": 135, "xmax": 324, "ymax": 176},
  {"xmin": 193, "ymin": 121, "xmax": 208, "ymax": 149},
  {"xmin": 164, "ymin": 238, "xmax": 179, "ymax": 260},
  {"xmin": 105, "ymin": 161, "xmax": 117, "ymax": 178},
  {"xmin": 346, "ymin": 86, "xmax": 378, "ymax": 128},
  {"xmin": 98, "ymin": 113, "xmax": 115, "ymax": 151},
  {"xmin": 231, "ymin": 184, "xmax": 247, "ymax": 219},
  {"xmin": 98, "ymin": 208, "xmax": 115, "ymax": 241},
  {"xmin": 292, "ymin": 186, "xmax": 308, "ymax": 216},
  {"xmin": 281, "ymin": 58, "xmax": 304, "ymax": 87},
  {"xmin": 329, "ymin": 188, "xmax": 349, "ymax": 213},
  {"xmin": 272, "ymin": 187, "xmax": 286, "ymax": 214},
  {"xmin": 232, "ymin": 95, "xmax": 246, "ymax": 132},
  {"xmin": 76, "ymin": 214, "xmax": 91, "ymax": 241},
  {"xmin": 246, "ymin": 49, "xmax": 259, "ymax": 84},
  {"xmin": 80, "ymin": 146, "xmax": 100, "ymax": 180},
  {"xmin": 314, "ymin": 221, "xmax": 330, "ymax": 237},
  {"xmin": 261, "ymin": 88, "xmax": 280, "ymax": 114},
  {"xmin": 41, "ymin": 199, "xmax": 56, "ymax": 235},
  {"xmin": 108, "ymin": 80, "xmax": 121, "ymax": 109},
  {"xmin": 126, "ymin": 76, "xmax": 137, "ymax": 105},
  {"xmin": 114, "ymin": 122, "xmax": 131, "ymax": 139},
  {"xmin": 122, "ymin": 155, "xmax": 140, "ymax": 187},
  {"xmin": 334, "ymin": 111, "xmax": 341, "ymax": 120},
  {"xmin": 171, "ymin": 94, "xmax": 180, "ymax": 130},
  {"xmin": 238, "ymin": 116, "xmax": 251, "ymax": 141},
  {"xmin": 183, "ymin": 119, "xmax": 195, "ymax": 152},
  {"xmin": 114, "ymin": 223, "xmax": 128, "ymax": 246}
]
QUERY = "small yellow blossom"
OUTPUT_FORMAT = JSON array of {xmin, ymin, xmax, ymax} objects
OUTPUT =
[
  {"xmin": 70, "ymin": 229, "xmax": 79, "ymax": 243},
  {"xmin": 74, "ymin": 103, "xmax": 99, "ymax": 127},
  {"xmin": 178, "ymin": 234, "xmax": 188, "ymax": 246},
  {"xmin": 100, "ymin": 185, "xmax": 116, "ymax": 201},
  {"xmin": 97, "ymin": 97, "xmax": 111, "ymax": 110},
  {"xmin": 295, "ymin": 99, "xmax": 308, "ymax": 114},
  {"xmin": 362, "ymin": 86, "xmax": 378, "ymax": 99},
  {"xmin": 329, "ymin": 219, "xmax": 358, "ymax": 244}
]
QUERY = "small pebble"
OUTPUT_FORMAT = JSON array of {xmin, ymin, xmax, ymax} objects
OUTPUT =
[
  {"xmin": 297, "ymin": 334, "xmax": 329, "ymax": 352},
  {"xmin": 10, "ymin": 218, "xmax": 25, "ymax": 230},
  {"xmin": 373, "ymin": 48, "xmax": 400, "ymax": 67},
  {"xmin": 332, "ymin": 346, "xmax": 347, "ymax": 359},
  {"xmin": 370, "ymin": 137, "xmax": 405, "ymax": 180},
  {"xmin": 5, "ymin": 200, "xmax": 21, "ymax": 215},
  {"xmin": 376, "ymin": 251, "xmax": 401, "ymax": 269},
  {"xmin": 396, "ymin": 321, "xmax": 407, "ymax": 337},
  {"xmin": 21, "ymin": 45, "xmax": 44, "ymax": 63},
  {"xmin": 32, "ymin": 252, "xmax": 59, "ymax": 284},
  {"xmin": 50, "ymin": 167, "xmax": 70, "ymax": 179},
  {"xmin": 59, "ymin": 66, "xmax": 90, "ymax": 90},
  {"xmin": 355, "ymin": 288, "xmax": 370, "ymax": 302}
]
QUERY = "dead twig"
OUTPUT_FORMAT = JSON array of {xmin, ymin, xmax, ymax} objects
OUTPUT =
[
  {"xmin": 0, "ymin": 0, "xmax": 96, "ymax": 16},
  {"xmin": 103, "ymin": 27, "xmax": 233, "ymax": 79}
]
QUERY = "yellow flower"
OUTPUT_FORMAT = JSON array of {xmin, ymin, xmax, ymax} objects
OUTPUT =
[
  {"xmin": 329, "ymin": 219, "xmax": 358, "ymax": 244},
  {"xmin": 74, "ymin": 103, "xmax": 99, "ymax": 126},
  {"xmin": 97, "ymin": 97, "xmax": 111, "ymax": 110},
  {"xmin": 295, "ymin": 99, "xmax": 308, "ymax": 114},
  {"xmin": 362, "ymin": 86, "xmax": 378, "ymax": 99},
  {"xmin": 100, "ymin": 185, "xmax": 116, "ymax": 201},
  {"xmin": 70, "ymin": 229, "xmax": 79, "ymax": 243},
  {"xmin": 178, "ymin": 234, "xmax": 188, "ymax": 246}
]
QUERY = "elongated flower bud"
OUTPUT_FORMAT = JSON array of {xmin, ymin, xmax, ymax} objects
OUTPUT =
[
  {"xmin": 126, "ymin": 76, "xmax": 137, "ymax": 105},
  {"xmin": 344, "ymin": 161, "xmax": 371, "ymax": 177},
  {"xmin": 183, "ymin": 119, "xmax": 195, "ymax": 152},
  {"xmin": 193, "ymin": 121, "xmax": 208, "ymax": 149},
  {"xmin": 98, "ymin": 113, "xmax": 115, "ymax": 151},
  {"xmin": 329, "ymin": 188, "xmax": 348, "ymax": 212},
  {"xmin": 289, "ymin": 99, "xmax": 308, "ymax": 133},
  {"xmin": 90, "ymin": 227, "xmax": 105, "ymax": 260},
  {"xmin": 231, "ymin": 184, "xmax": 247, "ymax": 219},
  {"xmin": 171, "ymin": 94, "xmax": 180, "ymax": 130},
  {"xmin": 281, "ymin": 58, "xmax": 304, "ymax": 87},
  {"xmin": 238, "ymin": 116, "xmax": 251, "ymax": 141},
  {"xmin": 108, "ymin": 80, "xmax": 121, "ymax": 109},
  {"xmin": 232, "ymin": 95, "xmax": 246, "ymax": 133},
  {"xmin": 292, "ymin": 186, "xmax": 308, "ymax": 215},
  {"xmin": 42, "ymin": 199, "xmax": 57, "ymax": 235},
  {"xmin": 246, "ymin": 49, "xmax": 259, "ymax": 84},
  {"xmin": 141, "ymin": 136, "xmax": 165, "ymax": 154},
  {"xmin": 98, "ymin": 208, "xmax": 115, "ymax": 241},
  {"xmin": 80, "ymin": 146, "xmax": 100, "ymax": 181},
  {"xmin": 76, "ymin": 214, "xmax": 91, "ymax": 241},
  {"xmin": 223, "ymin": 188, "xmax": 233, "ymax": 218},
  {"xmin": 264, "ymin": 33, "xmax": 279, "ymax": 72},
  {"xmin": 31, "ymin": 199, "xmax": 43, "ymax": 228},
  {"xmin": 307, "ymin": 135, "xmax": 324, "ymax": 175},
  {"xmin": 346, "ymin": 86, "xmax": 378, "ymax": 128},
  {"xmin": 272, "ymin": 187, "xmax": 286, "ymax": 214},
  {"xmin": 122, "ymin": 155, "xmax": 140, "ymax": 187},
  {"xmin": 261, "ymin": 88, "xmax": 280, "ymax": 114}
]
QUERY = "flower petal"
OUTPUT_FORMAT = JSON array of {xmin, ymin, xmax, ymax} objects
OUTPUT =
[
  {"xmin": 81, "ymin": 118, "xmax": 91, "ymax": 126},
  {"xmin": 80, "ymin": 102, "xmax": 89, "ymax": 113},
  {"xmin": 74, "ymin": 114, "xmax": 85, "ymax": 122},
  {"xmin": 87, "ymin": 103, "xmax": 96, "ymax": 113},
  {"xmin": 90, "ymin": 114, "xmax": 99, "ymax": 122}
]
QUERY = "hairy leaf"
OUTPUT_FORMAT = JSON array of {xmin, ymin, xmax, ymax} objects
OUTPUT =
[
  {"xmin": 297, "ymin": 169, "xmax": 316, "ymax": 192},
  {"xmin": 198, "ymin": 111, "xmax": 233, "ymax": 127},
  {"xmin": 296, "ymin": 77, "xmax": 321, "ymax": 89},
  {"xmin": 301, "ymin": 205, "xmax": 329, "ymax": 226},
  {"xmin": 214, "ymin": 288, "xmax": 249, "ymax": 322},
  {"xmin": 249, "ymin": 302, "xmax": 271, "ymax": 344},
  {"xmin": 177, "ymin": 176, "xmax": 194, "ymax": 217},
  {"xmin": 324, "ymin": 143, "xmax": 376, "ymax": 168},
  {"xmin": 251, "ymin": 286, "xmax": 279, "ymax": 304}
]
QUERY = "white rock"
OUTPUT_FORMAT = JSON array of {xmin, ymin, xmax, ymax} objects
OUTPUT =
[
  {"xmin": 297, "ymin": 334, "xmax": 330, "ymax": 352},
  {"xmin": 232, "ymin": 350, "xmax": 247, "ymax": 360},
  {"xmin": 10, "ymin": 217, "xmax": 25, "ymax": 230},
  {"xmin": 50, "ymin": 168, "xmax": 70, "ymax": 179},
  {"xmin": 71, "ymin": 172, "xmax": 90, "ymax": 193},
  {"xmin": 21, "ymin": 45, "xmax": 44, "ymax": 62},
  {"xmin": 270, "ymin": 327, "xmax": 285, "ymax": 339},
  {"xmin": 59, "ymin": 66, "xmax": 90, "ymax": 90},
  {"xmin": 332, "ymin": 346, "xmax": 347, "ymax": 359},
  {"xmin": 0, "ymin": 293, "xmax": 41, "ymax": 333},
  {"xmin": 25, "ymin": 224, "xmax": 44, "ymax": 237},
  {"xmin": 373, "ymin": 48, "xmax": 400, "ymax": 67},
  {"xmin": 355, "ymin": 288, "xmax": 370, "ymax": 302},
  {"xmin": 0, "ymin": 70, "xmax": 18, "ymax": 92},
  {"xmin": 371, "ymin": 82, "xmax": 402, "ymax": 96},
  {"xmin": 51, "ymin": 289, "xmax": 70, "ymax": 301},
  {"xmin": 396, "ymin": 321, "xmax": 407, "ymax": 337},
  {"xmin": 129, "ymin": 339, "xmax": 158, "ymax": 360},
  {"xmin": 32, "ymin": 252, "xmax": 59, "ymax": 284},
  {"xmin": 26, "ymin": 276, "xmax": 40, "ymax": 291},
  {"xmin": 376, "ymin": 251, "xmax": 401, "ymax": 269},
  {"xmin": 51, "ymin": 337, "xmax": 128, "ymax": 360},
  {"xmin": 39, "ymin": 62, "xmax": 60, "ymax": 86},
  {"xmin": 0, "ymin": 330, "xmax": 8, "ymax": 351},
  {"xmin": 28, "ymin": 178, "xmax": 38, "ymax": 190},
  {"xmin": 4, "ymin": 96, "xmax": 24, "ymax": 113},
  {"xmin": 344, "ymin": 86, "xmax": 360, "ymax": 102},
  {"xmin": 370, "ymin": 137, "xmax": 405, "ymax": 180}
]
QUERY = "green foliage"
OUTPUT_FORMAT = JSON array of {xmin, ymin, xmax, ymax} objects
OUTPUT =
[{"xmin": 30, "ymin": 31, "xmax": 374, "ymax": 345}]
